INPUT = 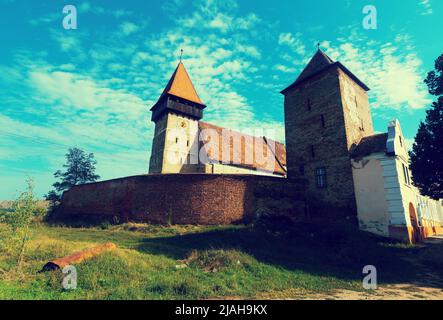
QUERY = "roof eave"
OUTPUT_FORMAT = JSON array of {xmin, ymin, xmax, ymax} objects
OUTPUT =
[
  {"xmin": 280, "ymin": 62, "xmax": 370, "ymax": 95},
  {"xmin": 150, "ymin": 93, "xmax": 207, "ymax": 111}
]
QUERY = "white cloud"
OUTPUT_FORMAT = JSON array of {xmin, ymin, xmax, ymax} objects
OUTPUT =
[
  {"xmin": 119, "ymin": 22, "xmax": 139, "ymax": 36},
  {"xmin": 2, "ymin": 0, "xmax": 308, "ymax": 199},
  {"xmin": 419, "ymin": 0, "xmax": 433, "ymax": 15},
  {"xmin": 236, "ymin": 13, "xmax": 261, "ymax": 30},
  {"xmin": 79, "ymin": 1, "xmax": 134, "ymax": 18},
  {"xmin": 177, "ymin": 1, "xmax": 260, "ymax": 34},
  {"xmin": 139, "ymin": 1, "xmax": 273, "ymax": 139},
  {"xmin": 0, "ymin": 59, "xmax": 152, "ymax": 197},
  {"xmin": 321, "ymin": 30, "xmax": 431, "ymax": 110},
  {"xmin": 236, "ymin": 44, "xmax": 261, "ymax": 58},
  {"xmin": 274, "ymin": 64, "xmax": 296, "ymax": 73},
  {"xmin": 209, "ymin": 13, "xmax": 232, "ymax": 32},
  {"xmin": 28, "ymin": 67, "xmax": 147, "ymax": 127},
  {"xmin": 278, "ymin": 32, "xmax": 306, "ymax": 57}
]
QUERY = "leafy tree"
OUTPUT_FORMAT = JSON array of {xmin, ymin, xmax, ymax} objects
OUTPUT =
[
  {"xmin": 424, "ymin": 54, "xmax": 443, "ymax": 96},
  {"xmin": 45, "ymin": 148, "xmax": 100, "ymax": 203},
  {"xmin": 409, "ymin": 53, "xmax": 443, "ymax": 200},
  {"xmin": 0, "ymin": 178, "xmax": 42, "ymax": 271}
]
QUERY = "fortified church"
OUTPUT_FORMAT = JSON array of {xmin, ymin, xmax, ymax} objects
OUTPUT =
[{"xmin": 58, "ymin": 48, "xmax": 443, "ymax": 243}]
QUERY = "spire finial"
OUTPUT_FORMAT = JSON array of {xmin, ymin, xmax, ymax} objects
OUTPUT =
[
  {"xmin": 180, "ymin": 48, "xmax": 183, "ymax": 62},
  {"xmin": 317, "ymin": 42, "xmax": 321, "ymax": 50}
]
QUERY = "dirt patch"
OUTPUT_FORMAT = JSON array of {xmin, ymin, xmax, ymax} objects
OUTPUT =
[
  {"xmin": 252, "ymin": 283, "xmax": 443, "ymax": 300},
  {"xmin": 299, "ymin": 284, "xmax": 443, "ymax": 300}
]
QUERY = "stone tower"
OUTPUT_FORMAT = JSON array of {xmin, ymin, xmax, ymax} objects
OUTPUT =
[
  {"xmin": 281, "ymin": 49, "xmax": 374, "ymax": 218},
  {"xmin": 149, "ymin": 62, "xmax": 206, "ymax": 173}
]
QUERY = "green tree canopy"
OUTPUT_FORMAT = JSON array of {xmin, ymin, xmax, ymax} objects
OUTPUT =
[
  {"xmin": 45, "ymin": 148, "xmax": 100, "ymax": 203},
  {"xmin": 409, "ymin": 53, "xmax": 443, "ymax": 200}
]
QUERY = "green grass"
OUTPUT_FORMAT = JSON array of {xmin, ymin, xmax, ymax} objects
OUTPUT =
[{"xmin": 0, "ymin": 222, "xmax": 425, "ymax": 300}]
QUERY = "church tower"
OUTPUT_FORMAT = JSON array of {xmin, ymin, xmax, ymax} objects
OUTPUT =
[
  {"xmin": 281, "ymin": 48, "xmax": 374, "ymax": 219},
  {"xmin": 149, "ymin": 61, "xmax": 206, "ymax": 174}
]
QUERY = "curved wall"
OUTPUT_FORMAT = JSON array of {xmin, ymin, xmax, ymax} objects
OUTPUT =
[{"xmin": 57, "ymin": 174, "xmax": 301, "ymax": 225}]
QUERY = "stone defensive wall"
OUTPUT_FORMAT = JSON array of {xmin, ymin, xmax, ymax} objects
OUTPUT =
[{"xmin": 56, "ymin": 174, "xmax": 306, "ymax": 225}]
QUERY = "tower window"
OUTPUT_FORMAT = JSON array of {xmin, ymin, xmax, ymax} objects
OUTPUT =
[
  {"xmin": 354, "ymin": 96, "xmax": 358, "ymax": 108},
  {"xmin": 187, "ymin": 140, "xmax": 189, "ymax": 147},
  {"xmin": 299, "ymin": 164, "xmax": 305, "ymax": 176},
  {"xmin": 315, "ymin": 167, "xmax": 327, "ymax": 188},
  {"xmin": 307, "ymin": 99, "xmax": 312, "ymax": 112},
  {"xmin": 310, "ymin": 145, "xmax": 315, "ymax": 158},
  {"xmin": 399, "ymin": 136, "xmax": 403, "ymax": 147},
  {"xmin": 176, "ymin": 137, "xmax": 179, "ymax": 143},
  {"xmin": 321, "ymin": 115, "xmax": 325, "ymax": 128}
]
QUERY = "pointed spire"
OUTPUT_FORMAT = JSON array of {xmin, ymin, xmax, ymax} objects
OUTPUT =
[
  {"xmin": 295, "ymin": 48, "xmax": 335, "ymax": 83},
  {"xmin": 156, "ymin": 61, "xmax": 204, "ymax": 106},
  {"xmin": 281, "ymin": 46, "xmax": 370, "ymax": 94}
]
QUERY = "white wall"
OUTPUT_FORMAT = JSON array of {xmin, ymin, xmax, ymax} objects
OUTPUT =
[
  {"xmin": 161, "ymin": 113, "xmax": 199, "ymax": 173},
  {"xmin": 352, "ymin": 155, "xmax": 390, "ymax": 236},
  {"xmin": 352, "ymin": 119, "xmax": 443, "ymax": 240},
  {"xmin": 386, "ymin": 119, "xmax": 443, "ymax": 228}
]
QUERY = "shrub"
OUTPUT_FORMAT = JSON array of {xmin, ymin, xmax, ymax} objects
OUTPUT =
[
  {"xmin": 0, "ymin": 178, "xmax": 41, "ymax": 271},
  {"xmin": 183, "ymin": 249, "xmax": 250, "ymax": 273}
]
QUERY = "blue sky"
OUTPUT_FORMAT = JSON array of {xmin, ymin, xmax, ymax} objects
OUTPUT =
[{"xmin": 0, "ymin": 0, "xmax": 442, "ymax": 199}]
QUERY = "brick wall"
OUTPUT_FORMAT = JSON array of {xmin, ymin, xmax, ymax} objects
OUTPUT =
[{"xmin": 56, "ymin": 174, "xmax": 305, "ymax": 225}]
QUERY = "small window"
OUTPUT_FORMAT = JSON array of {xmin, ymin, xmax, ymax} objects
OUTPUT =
[
  {"xmin": 310, "ymin": 145, "xmax": 315, "ymax": 158},
  {"xmin": 321, "ymin": 115, "xmax": 325, "ymax": 128},
  {"xmin": 402, "ymin": 163, "xmax": 411, "ymax": 185},
  {"xmin": 315, "ymin": 167, "xmax": 327, "ymax": 188},
  {"xmin": 399, "ymin": 136, "xmax": 403, "ymax": 147},
  {"xmin": 354, "ymin": 96, "xmax": 358, "ymax": 108},
  {"xmin": 187, "ymin": 140, "xmax": 189, "ymax": 147},
  {"xmin": 307, "ymin": 99, "xmax": 312, "ymax": 112},
  {"xmin": 402, "ymin": 164, "xmax": 407, "ymax": 184},
  {"xmin": 176, "ymin": 137, "xmax": 179, "ymax": 143}
]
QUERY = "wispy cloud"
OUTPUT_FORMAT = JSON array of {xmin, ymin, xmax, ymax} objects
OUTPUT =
[
  {"xmin": 1, "ymin": 0, "xmax": 434, "ymax": 199},
  {"xmin": 419, "ymin": 0, "xmax": 433, "ymax": 15},
  {"xmin": 29, "ymin": 1, "xmax": 133, "ymax": 26},
  {"xmin": 119, "ymin": 22, "xmax": 139, "ymax": 36},
  {"xmin": 321, "ymin": 30, "xmax": 431, "ymax": 110},
  {"xmin": 138, "ymin": 0, "xmax": 281, "ymax": 138},
  {"xmin": 1, "ymin": 0, "xmax": 286, "ymax": 198},
  {"xmin": 278, "ymin": 32, "xmax": 306, "ymax": 57},
  {"xmin": 273, "ymin": 64, "xmax": 296, "ymax": 73},
  {"xmin": 0, "ymin": 56, "xmax": 151, "ymax": 196}
]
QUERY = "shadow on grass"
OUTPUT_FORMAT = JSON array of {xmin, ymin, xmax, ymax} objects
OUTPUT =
[{"xmin": 136, "ymin": 222, "xmax": 424, "ymax": 286}]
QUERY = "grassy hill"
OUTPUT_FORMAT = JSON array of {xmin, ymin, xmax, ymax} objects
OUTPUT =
[{"xmin": 0, "ymin": 221, "xmax": 428, "ymax": 300}]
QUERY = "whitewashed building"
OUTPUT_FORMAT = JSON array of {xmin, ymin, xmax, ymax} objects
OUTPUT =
[{"xmin": 351, "ymin": 119, "xmax": 443, "ymax": 243}]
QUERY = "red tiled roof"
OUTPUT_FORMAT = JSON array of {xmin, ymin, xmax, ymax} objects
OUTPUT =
[
  {"xmin": 156, "ymin": 62, "xmax": 204, "ymax": 106},
  {"xmin": 199, "ymin": 121, "xmax": 286, "ymax": 175}
]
